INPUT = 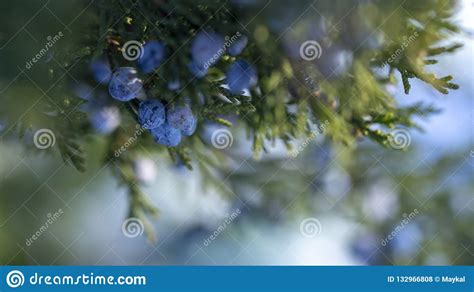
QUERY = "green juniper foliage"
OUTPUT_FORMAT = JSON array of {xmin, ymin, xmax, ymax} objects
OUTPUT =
[{"xmin": 0, "ymin": 0, "xmax": 462, "ymax": 240}]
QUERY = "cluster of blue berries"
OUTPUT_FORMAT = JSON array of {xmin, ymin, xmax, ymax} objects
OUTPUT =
[
  {"xmin": 138, "ymin": 100, "xmax": 196, "ymax": 147},
  {"xmin": 90, "ymin": 40, "xmax": 167, "ymax": 103},
  {"xmin": 88, "ymin": 31, "xmax": 256, "ymax": 146},
  {"xmin": 189, "ymin": 31, "xmax": 257, "ymax": 94}
]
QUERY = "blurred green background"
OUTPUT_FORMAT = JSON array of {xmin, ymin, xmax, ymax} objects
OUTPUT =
[{"xmin": 0, "ymin": 0, "xmax": 472, "ymax": 265}]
